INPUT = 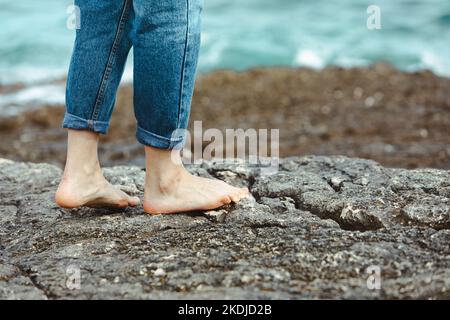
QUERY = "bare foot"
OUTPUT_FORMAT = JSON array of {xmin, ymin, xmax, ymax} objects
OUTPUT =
[
  {"xmin": 143, "ymin": 146, "xmax": 249, "ymax": 215},
  {"xmin": 55, "ymin": 129, "xmax": 140, "ymax": 209},
  {"xmin": 56, "ymin": 173, "xmax": 140, "ymax": 209}
]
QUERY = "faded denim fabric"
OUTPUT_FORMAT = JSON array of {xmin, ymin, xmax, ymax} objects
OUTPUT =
[{"xmin": 63, "ymin": 0, "xmax": 202, "ymax": 149}]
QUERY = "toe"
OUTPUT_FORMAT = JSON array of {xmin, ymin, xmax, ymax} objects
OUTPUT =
[
  {"xmin": 221, "ymin": 195, "xmax": 232, "ymax": 205},
  {"xmin": 116, "ymin": 188, "xmax": 140, "ymax": 207},
  {"xmin": 229, "ymin": 190, "xmax": 242, "ymax": 202},
  {"xmin": 240, "ymin": 187, "xmax": 250, "ymax": 197},
  {"xmin": 128, "ymin": 196, "xmax": 141, "ymax": 207}
]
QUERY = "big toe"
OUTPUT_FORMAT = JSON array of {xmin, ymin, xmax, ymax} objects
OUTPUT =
[
  {"xmin": 220, "ymin": 195, "xmax": 232, "ymax": 205},
  {"xmin": 239, "ymin": 187, "xmax": 250, "ymax": 197},
  {"xmin": 229, "ymin": 190, "xmax": 241, "ymax": 202}
]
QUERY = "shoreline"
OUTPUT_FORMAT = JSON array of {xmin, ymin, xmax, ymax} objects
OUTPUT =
[{"xmin": 0, "ymin": 63, "xmax": 449, "ymax": 169}]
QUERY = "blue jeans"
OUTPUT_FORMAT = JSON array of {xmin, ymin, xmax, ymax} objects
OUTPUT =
[{"xmin": 63, "ymin": 0, "xmax": 202, "ymax": 149}]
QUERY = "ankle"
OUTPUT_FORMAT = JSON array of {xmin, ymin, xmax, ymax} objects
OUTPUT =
[
  {"xmin": 145, "ymin": 146, "xmax": 186, "ymax": 194},
  {"xmin": 63, "ymin": 159, "xmax": 103, "ymax": 181},
  {"xmin": 147, "ymin": 165, "xmax": 184, "ymax": 194}
]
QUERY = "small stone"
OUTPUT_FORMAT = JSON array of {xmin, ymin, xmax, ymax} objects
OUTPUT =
[
  {"xmin": 153, "ymin": 268, "xmax": 166, "ymax": 277},
  {"xmin": 419, "ymin": 129, "xmax": 428, "ymax": 138},
  {"xmin": 364, "ymin": 96, "xmax": 376, "ymax": 107},
  {"xmin": 384, "ymin": 144, "xmax": 395, "ymax": 153},
  {"xmin": 360, "ymin": 177, "xmax": 369, "ymax": 186},
  {"xmin": 139, "ymin": 267, "xmax": 147, "ymax": 275},
  {"xmin": 241, "ymin": 275, "xmax": 252, "ymax": 283},
  {"xmin": 204, "ymin": 209, "xmax": 228, "ymax": 223},
  {"xmin": 330, "ymin": 176, "xmax": 344, "ymax": 188},
  {"xmin": 341, "ymin": 206, "xmax": 362, "ymax": 220}
]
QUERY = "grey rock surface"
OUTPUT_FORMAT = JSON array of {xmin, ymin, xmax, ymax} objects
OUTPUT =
[{"xmin": 0, "ymin": 156, "xmax": 449, "ymax": 299}]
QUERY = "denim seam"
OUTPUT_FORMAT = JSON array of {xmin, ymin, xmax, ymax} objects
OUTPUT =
[
  {"xmin": 176, "ymin": 0, "xmax": 190, "ymax": 129},
  {"xmin": 89, "ymin": 0, "xmax": 131, "ymax": 127}
]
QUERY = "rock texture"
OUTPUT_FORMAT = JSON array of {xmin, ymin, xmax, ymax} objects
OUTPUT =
[{"xmin": 0, "ymin": 156, "xmax": 449, "ymax": 299}]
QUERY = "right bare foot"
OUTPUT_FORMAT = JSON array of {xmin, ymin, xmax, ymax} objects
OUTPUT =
[
  {"xmin": 55, "ymin": 174, "xmax": 140, "ymax": 209},
  {"xmin": 143, "ymin": 146, "xmax": 249, "ymax": 215},
  {"xmin": 55, "ymin": 129, "xmax": 140, "ymax": 209}
]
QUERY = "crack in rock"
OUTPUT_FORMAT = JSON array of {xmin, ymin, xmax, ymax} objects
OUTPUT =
[{"xmin": 16, "ymin": 265, "xmax": 57, "ymax": 299}]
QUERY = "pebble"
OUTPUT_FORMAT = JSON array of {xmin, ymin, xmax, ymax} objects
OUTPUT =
[{"xmin": 154, "ymin": 268, "xmax": 166, "ymax": 277}]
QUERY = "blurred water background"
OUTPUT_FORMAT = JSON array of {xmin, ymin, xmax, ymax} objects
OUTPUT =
[{"xmin": 1, "ymin": 0, "xmax": 449, "ymax": 86}]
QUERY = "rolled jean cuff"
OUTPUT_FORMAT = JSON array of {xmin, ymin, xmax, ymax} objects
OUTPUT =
[
  {"xmin": 136, "ymin": 125, "xmax": 185, "ymax": 150},
  {"xmin": 62, "ymin": 112, "xmax": 109, "ymax": 134}
]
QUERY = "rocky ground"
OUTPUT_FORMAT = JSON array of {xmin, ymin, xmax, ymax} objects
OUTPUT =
[
  {"xmin": 1, "ymin": 155, "xmax": 449, "ymax": 299},
  {"xmin": 1, "ymin": 64, "xmax": 449, "ymax": 169}
]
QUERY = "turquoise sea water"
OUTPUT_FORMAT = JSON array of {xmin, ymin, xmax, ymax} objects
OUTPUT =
[{"xmin": 0, "ymin": 0, "xmax": 449, "ymax": 85}]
